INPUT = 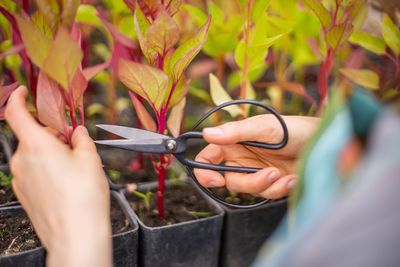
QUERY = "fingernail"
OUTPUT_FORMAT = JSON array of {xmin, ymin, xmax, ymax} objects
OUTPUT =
[
  {"xmin": 208, "ymin": 180, "xmax": 220, "ymax": 187},
  {"xmin": 268, "ymin": 171, "xmax": 279, "ymax": 183},
  {"xmin": 287, "ymin": 180, "xmax": 295, "ymax": 190},
  {"xmin": 77, "ymin": 126, "xmax": 89, "ymax": 135},
  {"xmin": 204, "ymin": 127, "xmax": 223, "ymax": 137}
]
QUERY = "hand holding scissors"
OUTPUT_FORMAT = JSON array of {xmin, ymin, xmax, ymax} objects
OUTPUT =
[{"xmin": 95, "ymin": 100, "xmax": 318, "ymax": 208}]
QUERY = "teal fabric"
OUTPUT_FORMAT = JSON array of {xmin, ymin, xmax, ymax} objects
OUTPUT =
[{"xmin": 252, "ymin": 90, "xmax": 384, "ymax": 267}]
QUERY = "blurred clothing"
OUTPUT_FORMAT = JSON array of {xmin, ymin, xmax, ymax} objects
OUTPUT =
[{"xmin": 253, "ymin": 90, "xmax": 400, "ymax": 266}]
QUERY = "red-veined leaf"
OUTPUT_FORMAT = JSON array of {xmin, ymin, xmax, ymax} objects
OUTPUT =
[
  {"xmin": 36, "ymin": 71, "xmax": 70, "ymax": 140},
  {"xmin": 61, "ymin": 0, "xmax": 80, "ymax": 28},
  {"xmin": 35, "ymin": 0, "xmax": 59, "ymax": 32},
  {"xmin": 300, "ymin": 0, "xmax": 332, "ymax": 29},
  {"xmin": 167, "ymin": 0, "xmax": 183, "ymax": 16},
  {"xmin": 118, "ymin": 58, "xmax": 169, "ymax": 110},
  {"xmin": 349, "ymin": 32, "xmax": 386, "ymax": 55},
  {"xmin": 0, "ymin": 82, "xmax": 19, "ymax": 119},
  {"xmin": 71, "ymin": 67, "xmax": 88, "ymax": 115},
  {"xmin": 129, "ymin": 92, "xmax": 157, "ymax": 132},
  {"xmin": 167, "ymin": 97, "xmax": 186, "ymax": 137},
  {"xmin": 110, "ymin": 41, "xmax": 136, "ymax": 73},
  {"xmin": 166, "ymin": 76, "xmax": 188, "ymax": 109},
  {"xmin": 123, "ymin": 0, "xmax": 136, "ymax": 12},
  {"xmin": 134, "ymin": 9, "xmax": 157, "ymax": 65},
  {"xmin": 326, "ymin": 22, "xmax": 353, "ymax": 51},
  {"xmin": 42, "ymin": 27, "xmax": 83, "ymax": 91},
  {"xmin": 169, "ymin": 16, "xmax": 211, "ymax": 82},
  {"xmin": 146, "ymin": 8, "xmax": 179, "ymax": 55},
  {"xmin": 14, "ymin": 13, "xmax": 52, "ymax": 67}
]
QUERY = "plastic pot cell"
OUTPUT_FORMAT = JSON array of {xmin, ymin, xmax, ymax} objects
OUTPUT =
[
  {"xmin": 120, "ymin": 181, "xmax": 225, "ymax": 267},
  {"xmin": 218, "ymin": 198, "xmax": 288, "ymax": 267},
  {"xmin": 0, "ymin": 206, "xmax": 45, "ymax": 267}
]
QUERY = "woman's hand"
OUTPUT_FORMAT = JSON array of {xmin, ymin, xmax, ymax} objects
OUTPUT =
[
  {"xmin": 5, "ymin": 86, "xmax": 112, "ymax": 267},
  {"xmin": 194, "ymin": 114, "xmax": 320, "ymax": 199}
]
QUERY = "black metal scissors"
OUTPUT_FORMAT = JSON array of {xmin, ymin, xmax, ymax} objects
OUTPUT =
[{"xmin": 95, "ymin": 99, "xmax": 288, "ymax": 208}]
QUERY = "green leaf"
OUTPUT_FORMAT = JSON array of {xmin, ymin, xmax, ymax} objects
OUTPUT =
[
  {"xmin": 209, "ymin": 74, "xmax": 243, "ymax": 118},
  {"xmin": 42, "ymin": 27, "xmax": 83, "ymax": 90},
  {"xmin": 300, "ymin": 0, "xmax": 332, "ymax": 29},
  {"xmin": 382, "ymin": 14, "xmax": 400, "ymax": 56},
  {"xmin": 167, "ymin": 97, "xmax": 186, "ymax": 137},
  {"xmin": 189, "ymin": 86, "xmax": 211, "ymax": 102},
  {"xmin": 61, "ymin": 0, "xmax": 80, "ymax": 28},
  {"xmin": 167, "ymin": 77, "xmax": 187, "ymax": 108},
  {"xmin": 169, "ymin": 16, "xmax": 211, "ymax": 82},
  {"xmin": 134, "ymin": 9, "xmax": 157, "ymax": 65},
  {"xmin": 146, "ymin": 9, "xmax": 179, "ymax": 55},
  {"xmin": 349, "ymin": 32, "xmax": 386, "ymax": 55},
  {"xmin": 340, "ymin": 68, "xmax": 379, "ymax": 90},
  {"xmin": 208, "ymin": 2, "xmax": 224, "ymax": 23},
  {"xmin": 35, "ymin": 0, "xmax": 60, "ymax": 32},
  {"xmin": 86, "ymin": 103, "xmax": 106, "ymax": 117},
  {"xmin": 14, "ymin": 14, "xmax": 52, "ymax": 67},
  {"xmin": 252, "ymin": 0, "xmax": 271, "ymax": 23},
  {"xmin": 31, "ymin": 11, "xmax": 53, "ymax": 38},
  {"xmin": 118, "ymin": 59, "xmax": 169, "ymax": 110},
  {"xmin": 183, "ymin": 4, "xmax": 208, "ymax": 26},
  {"xmin": 129, "ymin": 92, "xmax": 157, "ymax": 132},
  {"xmin": 234, "ymin": 34, "xmax": 283, "ymax": 70},
  {"xmin": 325, "ymin": 22, "xmax": 353, "ymax": 51},
  {"xmin": 76, "ymin": 5, "xmax": 101, "ymax": 26}
]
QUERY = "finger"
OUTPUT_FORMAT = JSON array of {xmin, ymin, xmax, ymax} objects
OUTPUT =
[
  {"xmin": 224, "ymin": 167, "xmax": 281, "ymax": 194},
  {"xmin": 5, "ymin": 86, "xmax": 45, "ymax": 141},
  {"xmin": 71, "ymin": 126, "xmax": 96, "ymax": 153},
  {"xmin": 202, "ymin": 114, "xmax": 284, "ymax": 145},
  {"xmin": 193, "ymin": 168, "xmax": 225, "ymax": 187},
  {"xmin": 258, "ymin": 174, "xmax": 296, "ymax": 199},
  {"xmin": 194, "ymin": 144, "xmax": 225, "ymax": 187}
]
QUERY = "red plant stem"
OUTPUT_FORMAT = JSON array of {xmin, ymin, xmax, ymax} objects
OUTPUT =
[
  {"xmin": 68, "ymin": 90, "xmax": 78, "ymax": 129},
  {"xmin": 157, "ymin": 154, "xmax": 166, "ymax": 219}
]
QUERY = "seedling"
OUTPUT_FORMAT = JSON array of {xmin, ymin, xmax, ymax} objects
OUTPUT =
[{"xmin": 0, "ymin": 171, "xmax": 12, "ymax": 188}]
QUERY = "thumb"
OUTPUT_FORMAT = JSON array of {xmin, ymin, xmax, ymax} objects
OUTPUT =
[{"xmin": 71, "ymin": 126, "xmax": 96, "ymax": 152}]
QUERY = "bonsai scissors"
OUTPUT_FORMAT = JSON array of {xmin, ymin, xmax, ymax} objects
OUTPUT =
[{"xmin": 95, "ymin": 99, "xmax": 288, "ymax": 208}]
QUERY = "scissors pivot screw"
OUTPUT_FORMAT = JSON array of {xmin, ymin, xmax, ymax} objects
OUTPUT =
[{"xmin": 165, "ymin": 139, "xmax": 177, "ymax": 152}]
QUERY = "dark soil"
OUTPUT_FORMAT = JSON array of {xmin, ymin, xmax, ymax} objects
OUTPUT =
[
  {"xmin": 126, "ymin": 182, "xmax": 216, "ymax": 227},
  {"xmin": 0, "ymin": 186, "xmax": 17, "ymax": 205},
  {"xmin": 0, "ymin": 210, "xmax": 41, "ymax": 256},
  {"xmin": 110, "ymin": 197, "xmax": 133, "ymax": 235},
  {"xmin": 209, "ymin": 187, "xmax": 265, "ymax": 205}
]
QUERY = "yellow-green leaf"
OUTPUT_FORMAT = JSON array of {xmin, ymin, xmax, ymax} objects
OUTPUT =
[
  {"xmin": 146, "ymin": 9, "xmax": 179, "ymax": 55},
  {"xmin": 234, "ymin": 34, "xmax": 283, "ymax": 70},
  {"xmin": 76, "ymin": 5, "xmax": 101, "ymax": 26},
  {"xmin": 340, "ymin": 68, "xmax": 379, "ymax": 90},
  {"xmin": 300, "ymin": 0, "xmax": 332, "ymax": 28},
  {"xmin": 326, "ymin": 22, "xmax": 353, "ymax": 51},
  {"xmin": 35, "ymin": 0, "xmax": 59, "ymax": 32},
  {"xmin": 166, "ymin": 77, "xmax": 187, "ymax": 109},
  {"xmin": 349, "ymin": 31, "xmax": 386, "ymax": 55},
  {"xmin": 42, "ymin": 27, "xmax": 83, "ymax": 90},
  {"xmin": 14, "ymin": 14, "xmax": 52, "ymax": 67},
  {"xmin": 382, "ymin": 14, "xmax": 400, "ymax": 56},
  {"xmin": 167, "ymin": 97, "xmax": 186, "ymax": 137},
  {"xmin": 61, "ymin": 0, "xmax": 80, "ymax": 28},
  {"xmin": 169, "ymin": 16, "xmax": 211, "ymax": 82},
  {"xmin": 134, "ymin": 9, "xmax": 157, "ymax": 65},
  {"xmin": 118, "ymin": 59, "xmax": 169, "ymax": 110},
  {"xmin": 209, "ymin": 74, "xmax": 243, "ymax": 118},
  {"xmin": 252, "ymin": 0, "xmax": 271, "ymax": 23}
]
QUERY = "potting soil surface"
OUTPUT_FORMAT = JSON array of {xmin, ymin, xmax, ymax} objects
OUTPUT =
[
  {"xmin": 0, "ymin": 211, "xmax": 40, "ymax": 256},
  {"xmin": 0, "ymin": 186, "xmax": 17, "ymax": 205},
  {"xmin": 127, "ymin": 183, "xmax": 217, "ymax": 227},
  {"xmin": 111, "ymin": 197, "xmax": 133, "ymax": 234}
]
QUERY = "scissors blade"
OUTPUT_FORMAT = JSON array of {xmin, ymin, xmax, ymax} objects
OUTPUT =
[
  {"xmin": 96, "ymin": 124, "xmax": 169, "ymax": 140},
  {"xmin": 94, "ymin": 138, "xmax": 170, "ymax": 153}
]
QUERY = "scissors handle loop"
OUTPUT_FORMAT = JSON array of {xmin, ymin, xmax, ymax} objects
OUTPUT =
[{"xmin": 183, "ymin": 99, "xmax": 288, "ymax": 208}]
